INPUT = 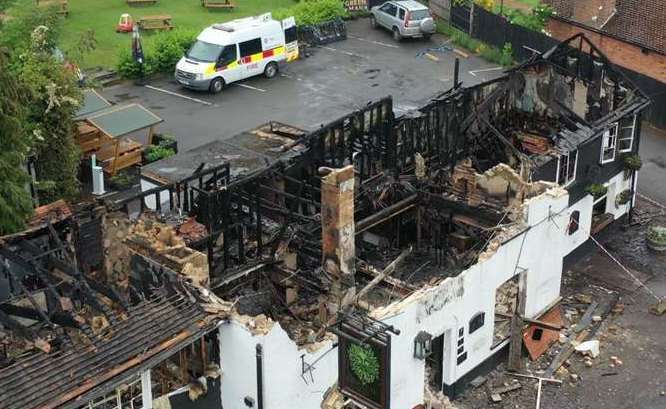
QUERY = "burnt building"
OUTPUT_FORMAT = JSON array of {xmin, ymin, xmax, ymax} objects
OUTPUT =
[{"xmin": 0, "ymin": 34, "xmax": 649, "ymax": 409}]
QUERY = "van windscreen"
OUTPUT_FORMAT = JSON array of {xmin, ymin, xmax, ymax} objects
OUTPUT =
[{"xmin": 187, "ymin": 41, "xmax": 225, "ymax": 62}]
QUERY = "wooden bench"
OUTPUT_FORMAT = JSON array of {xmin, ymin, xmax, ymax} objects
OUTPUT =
[
  {"xmin": 201, "ymin": 0, "xmax": 235, "ymax": 9},
  {"xmin": 127, "ymin": 0, "xmax": 157, "ymax": 5},
  {"xmin": 137, "ymin": 15, "xmax": 174, "ymax": 31}
]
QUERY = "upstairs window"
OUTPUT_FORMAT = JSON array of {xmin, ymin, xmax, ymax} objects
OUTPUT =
[
  {"xmin": 601, "ymin": 124, "xmax": 618, "ymax": 164},
  {"xmin": 469, "ymin": 312, "xmax": 485, "ymax": 334},
  {"xmin": 618, "ymin": 115, "xmax": 636, "ymax": 153},
  {"xmin": 557, "ymin": 150, "xmax": 578, "ymax": 186}
]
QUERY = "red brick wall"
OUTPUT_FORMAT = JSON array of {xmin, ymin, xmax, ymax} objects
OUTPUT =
[{"xmin": 547, "ymin": 18, "xmax": 666, "ymax": 83}]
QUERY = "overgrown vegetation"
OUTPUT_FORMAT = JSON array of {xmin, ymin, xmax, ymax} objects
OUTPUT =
[
  {"xmin": 0, "ymin": 51, "xmax": 33, "ymax": 235},
  {"xmin": 109, "ymin": 170, "xmax": 136, "ymax": 191},
  {"xmin": 0, "ymin": 2, "xmax": 84, "ymax": 221},
  {"xmin": 623, "ymin": 154, "xmax": 643, "ymax": 172},
  {"xmin": 273, "ymin": 0, "xmax": 349, "ymax": 25},
  {"xmin": 117, "ymin": 29, "xmax": 197, "ymax": 79},
  {"xmin": 144, "ymin": 145, "xmax": 176, "ymax": 164},
  {"xmin": 437, "ymin": 23, "xmax": 515, "ymax": 67},
  {"xmin": 348, "ymin": 344, "xmax": 380, "ymax": 385},
  {"xmin": 504, "ymin": 3, "xmax": 554, "ymax": 31},
  {"xmin": 585, "ymin": 184, "xmax": 608, "ymax": 199}
]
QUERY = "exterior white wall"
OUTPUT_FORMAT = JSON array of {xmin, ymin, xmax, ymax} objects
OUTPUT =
[
  {"xmin": 219, "ymin": 320, "xmax": 338, "ymax": 409},
  {"xmin": 139, "ymin": 178, "xmax": 172, "ymax": 211},
  {"xmin": 371, "ymin": 187, "xmax": 593, "ymax": 409},
  {"xmin": 603, "ymin": 171, "xmax": 633, "ymax": 220}
]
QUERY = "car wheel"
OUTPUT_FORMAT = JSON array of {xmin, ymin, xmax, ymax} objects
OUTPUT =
[
  {"xmin": 264, "ymin": 62, "xmax": 278, "ymax": 79},
  {"xmin": 370, "ymin": 16, "xmax": 377, "ymax": 29},
  {"xmin": 392, "ymin": 27, "xmax": 402, "ymax": 42},
  {"xmin": 209, "ymin": 77, "xmax": 224, "ymax": 94},
  {"xmin": 423, "ymin": 34, "xmax": 432, "ymax": 41}
]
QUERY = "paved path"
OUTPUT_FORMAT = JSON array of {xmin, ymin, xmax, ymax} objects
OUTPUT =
[{"xmin": 638, "ymin": 124, "xmax": 666, "ymax": 206}]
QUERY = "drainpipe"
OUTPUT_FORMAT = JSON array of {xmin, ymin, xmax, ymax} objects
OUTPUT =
[
  {"xmin": 628, "ymin": 114, "xmax": 642, "ymax": 224},
  {"xmin": 256, "ymin": 344, "xmax": 264, "ymax": 409}
]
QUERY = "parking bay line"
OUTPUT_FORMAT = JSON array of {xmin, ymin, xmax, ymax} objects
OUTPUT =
[
  {"xmin": 318, "ymin": 45, "xmax": 359, "ymax": 57},
  {"xmin": 468, "ymin": 66, "xmax": 504, "ymax": 77},
  {"xmin": 235, "ymin": 83, "xmax": 267, "ymax": 92},
  {"xmin": 144, "ymin": 85, "xmax": 213, "ymax": 106},
  {"xmin": 348, "ymin": 35, "xmax": 399, "ymax": 49}
]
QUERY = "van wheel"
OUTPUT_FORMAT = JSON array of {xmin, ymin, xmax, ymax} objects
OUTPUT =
[
  {"xmin": 392, "ymin": 27, "xmax": 402, "ymax": 42},
  {"xmin": 209, "ymin": 77, "xmax": 224, "ymax": 94},
  {"xmin": 264, "ymin": 62, "xmax": 278, "ymax": 79}
]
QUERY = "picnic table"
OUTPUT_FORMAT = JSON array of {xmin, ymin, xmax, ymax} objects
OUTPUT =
[
  {"xmin": 36, "ymin": 0, "xmax": 69, "ymax": 16},
  {"xmin": 127, "ymin": 0, "xmax": 157, "ymax": 5},
  {"xmin": 137, "ymin": 14, "xmax": 174, "ymax": 31},
  {"xmin": 201, "ymin": 0, "xmax": 235, "ymax": 9}
]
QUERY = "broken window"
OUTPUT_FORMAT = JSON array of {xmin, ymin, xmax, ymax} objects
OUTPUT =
[
  {"xmin": 600, "ymin": 124, "xmax": 618, "ymax": 163},
  {"xmin": 568, "ymin": 211, "xmax": 580, "ymax": 235},
  {"xmin": 556, "ymin": 150, "xmax": 578, "ymax": 186},
  {"xmin": 468, "ymin": 312, "xmax": 485, "ymax": 334},
  {"xmin": 617, "ymin": 115, "xmax": 636, "ymax": 153}
]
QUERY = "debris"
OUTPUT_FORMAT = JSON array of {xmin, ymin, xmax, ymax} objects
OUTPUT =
[
  {"xmin": 584, "ymin": 358, "xmax": 593, "ymax": 367},
  {"xmin": 609, "ymin": 356, "xmax": 623, "ymax": 366},
  {"xmin": 611, "ymin": 303, "xmax": 625, "ymax": 314},
  {"xmin": 575, "ymin": 340, "xmax": 600, "ymax": 358},
  {"xmin": 425, "ymin": 53, "xmax": 440, "ymax": 62},
  {"xmin": 491, "ymin": 382, "xmax": 522, "ymax": 395},
  {"xmin": 575, "ymin": 294, "xmax": 593, "ymax": 304},
  {"xmin": 649, "ymin": 300, "xmax": 666, "ymax": 316},
  {"xmin": 569, "ymin": 373, "xmax": 579, "ymax": 382},
  {"xmin": 601, "ymin": 372, "xmax": 619, "ymax": 376},
  {"xmin": 188, "ymin": 378, "xmax": 207, "ymax": 401},
  {"xmin": 490, "ymin": 393, "xmax": 502, "ymax": 403},
  {"xmin": 34, "ymin": 338, "xmax": 51, "ymax": 354},
  {"xmin": 453, "ymin": 48, "xmax": 468, "ymax": 58},
  {"xmin": 470, "ymin": 375, "xmax": 487, "ymax": 388},
  {"xmin": 592, "ymin": 315, "xmax": 602, "ymax": 322}
]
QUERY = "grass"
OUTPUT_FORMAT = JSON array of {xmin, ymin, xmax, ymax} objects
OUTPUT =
[
  {"xmin": 58, "ymin": 0, "xmax": 296, "ymax": 69},
  {"xmin": 492, "ymin": 0, "xmax": 540, "ymax": 13}
]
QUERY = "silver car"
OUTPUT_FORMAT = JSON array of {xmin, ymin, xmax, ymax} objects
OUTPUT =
[{"xmin": 370, "ymin": 0, "xmax": 436, "ymax": 41}]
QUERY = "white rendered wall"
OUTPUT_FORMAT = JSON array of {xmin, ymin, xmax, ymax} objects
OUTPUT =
[
  {"xmin": 371, "ymin": 187, "xmax": 594, "ymax": 409},
  {"xmin": 219, "ymin": 320, "xmax": 338, "ymax": 409},
  {"xmin": 139, "ymin": 178, "xmax": 173, "ymax": 211}
]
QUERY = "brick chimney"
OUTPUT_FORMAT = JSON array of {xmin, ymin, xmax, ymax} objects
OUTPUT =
[{"xmin": 320, "ymin": 165, "xmax": 356, "ymax": 306}]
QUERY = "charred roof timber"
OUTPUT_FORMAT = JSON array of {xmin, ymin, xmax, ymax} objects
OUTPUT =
[{"xmin": 0, "ymin": 33, "xmax": 650, "ymax": 409}]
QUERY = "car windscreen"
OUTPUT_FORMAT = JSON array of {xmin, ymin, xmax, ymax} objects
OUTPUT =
[
  {"xmin": 187, "ymin": 40, "xmax": 224, "ymax": 62},
  {"xmin": 409, "ymin": 9, "xmax": 430, "ymax": 20}
]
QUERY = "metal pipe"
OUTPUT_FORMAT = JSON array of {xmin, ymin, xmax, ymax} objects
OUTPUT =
[{"xmin": 256, "ymin": 344, "xmax": 264, "ymax": 409}]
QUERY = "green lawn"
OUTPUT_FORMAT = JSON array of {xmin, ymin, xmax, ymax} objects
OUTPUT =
[{"xmin": 59, "ymin": 0, "xmax": 295, "ymax": 69}]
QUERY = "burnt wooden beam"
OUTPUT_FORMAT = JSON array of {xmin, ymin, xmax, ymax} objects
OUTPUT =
[
  {"xmin": 355, "ymin": 194, "xmax": 419, "ymax": 234},
  {"xmin": 0, "ymin": 304, "xmax": 79, "ymax": 328}
]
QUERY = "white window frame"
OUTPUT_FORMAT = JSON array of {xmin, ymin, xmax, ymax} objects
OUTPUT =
[
  {"xmin": 617, "ymin": 114, "xmax": 637, "ymax": 153},
  {"xmin": 556, "ymin": 150, "xmax": 578, "ymax": 187},
  {"xmin": 600, "ymin": 123, "xmax": 618, "ymax": 164}
]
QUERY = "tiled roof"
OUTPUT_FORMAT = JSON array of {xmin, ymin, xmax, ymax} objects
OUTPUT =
[{"xmin": 545, "ymin": 0, "xmax": 666, "ymax": 54}]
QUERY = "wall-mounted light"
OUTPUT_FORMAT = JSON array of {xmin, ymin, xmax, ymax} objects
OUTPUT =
[{"xmin": 414, "ymin": 331, "xmax": 433, "ymax": 360}]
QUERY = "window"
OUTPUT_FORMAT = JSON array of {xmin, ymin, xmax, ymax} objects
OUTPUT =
[
  {"xmin": 217, "ymin": 45, "xmax": 237, "ymax": 67},
  {"xmin": 285, "ymin": 26, "xmax": 297, "ymax": 43},
  {"xmin": 618, "ymin": 115, "xmax": 636, "ymax": 153},
  {"xmin": 381, "ymin": 3, "xmax": 397, "ymax": 16},
  {"xmin": 187, "ymin": 40, "xmax": 224, "ymax": 62},
  {"xmin": 239, "ymin": 38, "xmax": 263, "ymax": 58},
  {"xmin": 456, "ymin": 352, "xmax": 467, "ymax": 365},
  {"xmin": 601, "ymin": 124, "xmax": 618, "ymax": 163},
  {"xmin": 398, "ymin": 8, "xmax": 405, "ymax": 19},
  {"xmin": 469, "ymin": 312, "xmax": 485, "ymax": 334},
  {"xmin": 568, "ymin": 211, "xmax": 580, "ymax": 235},
  {"xmin": 556, "ymin": 150, "xmax": 578, "ymax": 186}
]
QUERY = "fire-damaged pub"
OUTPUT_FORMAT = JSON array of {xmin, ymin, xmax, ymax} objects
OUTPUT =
[{"xmin": 0, "ymin": 34, "xmax": 649, "ymax": 409}]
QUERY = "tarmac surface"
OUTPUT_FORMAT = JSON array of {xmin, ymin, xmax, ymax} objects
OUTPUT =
[{"xmin": 100, "ymin": 19, "xmax": 505, "ymax": 152}]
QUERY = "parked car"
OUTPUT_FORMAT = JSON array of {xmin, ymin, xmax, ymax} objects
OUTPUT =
[{"xmin": 370, "ymin": 0, "xmax": 436, "ymax": 41}]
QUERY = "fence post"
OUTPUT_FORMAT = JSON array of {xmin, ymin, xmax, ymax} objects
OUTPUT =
[{"xmin": 468, "ymin": 2, "xmax": 475, "ymax": 36}]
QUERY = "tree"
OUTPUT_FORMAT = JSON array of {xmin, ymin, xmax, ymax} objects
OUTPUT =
[
  {"xmin": 0, "ymin": 50, "xmax": 33, "ymax": 235},
  {"xmin": 19, "ymin": 25, "xmax": 82, "ymax": 202}
]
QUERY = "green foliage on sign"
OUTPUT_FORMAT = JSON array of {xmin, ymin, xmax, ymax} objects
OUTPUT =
[{"xmin": 348, "ymin": 343, "xmax": 380, "ymax": 385}]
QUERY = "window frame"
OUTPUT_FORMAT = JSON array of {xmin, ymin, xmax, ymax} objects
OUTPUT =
[
  {"xmin": 468, "ymin": 312, "xmax": 485, "ymax": 334},
  {"xmin": 600, "ymin": 123, "xmax": 618, "ymax": 164},
  {"xmin": 556, "ymin": 150, "xmax": 578, "ymax": 187},
  {"xmin": 239, "ymin": 38, "xmax": 263, "ymax": 59},
  {"xmin": 398, "ymin": 7, "xmax": 406, "ymax": 20},
  {"xmin": 618, "ymin": 115, "xmax": 637, "ymax": 153}
]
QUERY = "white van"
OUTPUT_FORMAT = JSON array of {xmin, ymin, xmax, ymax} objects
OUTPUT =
[{"xmin": 175, "ymin": 13, "xmax": 298, "ymax": 93}]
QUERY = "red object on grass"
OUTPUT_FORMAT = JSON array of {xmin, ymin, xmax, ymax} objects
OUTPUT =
[{"xmin": 116, "ymin": 13, "xmax": 134, "ymax": 33}]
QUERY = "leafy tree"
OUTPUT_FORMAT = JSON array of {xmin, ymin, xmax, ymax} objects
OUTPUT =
[
  {"xmin": 0, "ymin": 50, "xmax": 33, "ymax": 235},
  {"xmin": 19, "ymin": 25, "xmax": 82, "ymax": 202}
]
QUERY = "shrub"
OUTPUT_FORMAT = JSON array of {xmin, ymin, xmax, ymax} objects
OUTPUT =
[
  {"xmin": 585, "ymin": 183, "xmax": 608, "ymax": 199},
  {"xmin": 499, "ymin": 43, "xmax": 513, "ymax": 66},
  {"xmin": 274, "ymin": 0, "xmax": 349, "ymax": 26},
  {"xmin": 623, "ymin": 154, "xmax": 642, "ymax": 171},
  {"xmin": 144, "ymin": 145, "xmax": 175, "ymax": 163},
  {"xmin": 439, "ymin": 24, "xmax": 513, "ymax": 67},
  {"xmin": 116, "ymin": 29, "xmax": 196, "ymax": 79},
  {"xmin": 109, "ymin": 171, "xmax": 135, "ymax": 191}
]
